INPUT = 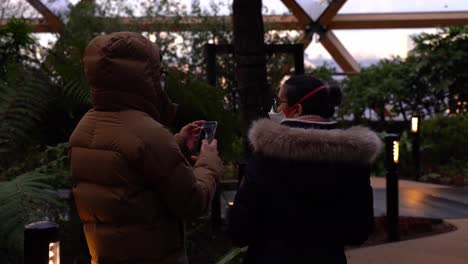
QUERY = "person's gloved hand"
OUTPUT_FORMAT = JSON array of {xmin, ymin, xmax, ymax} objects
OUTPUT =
[{"xmin": 176, "ymin": 120, "xmax": 205, "ymax": 151}]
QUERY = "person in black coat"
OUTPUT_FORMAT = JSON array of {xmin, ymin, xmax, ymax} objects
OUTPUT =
[{"xmin": 228, "ymin": 75, "xmax": 382, "ymax": 264}]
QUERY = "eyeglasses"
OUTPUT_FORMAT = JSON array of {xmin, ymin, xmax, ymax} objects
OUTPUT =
[{"xmin": 272, "ymin": 97, "xmax": 288, "ymax": 112}]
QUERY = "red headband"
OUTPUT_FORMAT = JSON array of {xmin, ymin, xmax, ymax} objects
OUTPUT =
[{"xmin": 284, "ymin": 85, "xmax": 328, "ymax": 115}]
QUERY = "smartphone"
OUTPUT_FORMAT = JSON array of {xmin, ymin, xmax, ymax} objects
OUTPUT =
[{"xmin": 194, "ymin": 121, "xmax": 218, "ymax": 155}]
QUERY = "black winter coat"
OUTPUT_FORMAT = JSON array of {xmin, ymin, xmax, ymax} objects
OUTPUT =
[{"xmin": 228, "ymin": 118, "xmax": 383, "ymax": 264}]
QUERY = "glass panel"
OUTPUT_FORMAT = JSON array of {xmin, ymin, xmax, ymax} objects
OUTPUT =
[
  {"xmin": 296, "ymin": 0, "xmax": 333, "ymax": 20},
  {"xmin": 274, "ymin": 0, "xmax": 468, "ymax": 15},
  {"xmin": 9, "ymin": 0, "xmax": 459, "ymax": 18},
  {"xmin": 340, "ymin": 0, "xmax": 468, "ymax": 13},
  {"xmin": 0, "ymin": 0, "xmax": 43, "ymax": 19},
  {"xmin": 40, "ymin": 0, "xmax": 73, "ymax": 16},
  {"xmin": 304, "ymin": 28, "xmax": 439, "ymax": 72}
]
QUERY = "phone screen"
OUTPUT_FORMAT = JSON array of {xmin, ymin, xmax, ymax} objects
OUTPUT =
[{"xmin": 194, "ymin": 121, "xmax": 218, "ymax": 155}]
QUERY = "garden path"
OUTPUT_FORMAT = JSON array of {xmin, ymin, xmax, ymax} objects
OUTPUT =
[
  {"xmin": 221, "ymin": 177, "xmax": 468, "ymax": 219},
  {"xmin": 346, "ymin": 219, "xmax": 468, "ymax": 264},
  {"xmin": 371, "ymin": 177, "xmax": 468, "ymax": 219}
]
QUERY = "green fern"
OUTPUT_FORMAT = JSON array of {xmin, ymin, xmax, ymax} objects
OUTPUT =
[
  {"xmin": 0, "ymin": 173, "xmax": 63, "ymax": 253},
  {"xmin": 215, "ymin": 247, "xmax": 248, "ymax": 264},
  {"xmin": 0, "ymin": 70, "xmax": 90, "ymax": 171},
  {"xmin": 1, "ymin": 18, "xmax": 91, "ymax": 171},
  {"xmin": 0, "ymin": 71, "xmax": 53, "ymax": 169},
  {"xmin": 0, "ymin": 142, "xmax": 70, "ymax": 256},
  {"xmin": 60, "ymin": 78, "xmax": 90, "ymax": 113},
  {"xmin": 2, "ymin": 143, "xmax": 71, "ymax": 186},
  {"xmin": 50, "ymin": 78, "xmax": 91, "ymax": 120}
]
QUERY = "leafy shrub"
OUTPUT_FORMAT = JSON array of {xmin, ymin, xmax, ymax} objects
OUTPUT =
[
  {"xmin": 369, "ymin": 116, "xmax": 468, "ymax": 182},
  {"xmin": 420, "ymin": 172, "xmax": 442, "ymax": 183},
  {"xmin": 421, "ymin": 115, "xmax": 468, "ymax": 166},
  {"xmin": 418, "ymin": 115, "xmax": 468, "ymax": 184},
  {"xmin": 370, "ymin": 116, "xmax": 468, "ymax": 182}
]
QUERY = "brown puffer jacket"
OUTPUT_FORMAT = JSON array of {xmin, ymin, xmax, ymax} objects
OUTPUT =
[{"xmin": 69, "ymin": 32, "xmax": 223, "ymax": 264}]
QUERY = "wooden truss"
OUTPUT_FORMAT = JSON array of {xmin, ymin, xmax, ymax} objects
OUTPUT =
[
  {"xmin": 2, "ymin": 0, "xmax": 468, "ymax": 74},
  {"xmin": 280, "ymin": 0, "xmax": 468, "ymax": 74}
]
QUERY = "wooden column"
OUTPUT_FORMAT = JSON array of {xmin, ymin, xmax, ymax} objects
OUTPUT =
[
  {"xmin": 233, "ymin": 0, "xmax": 271, "ymax": 136},
  {"xmin": 293, "ymin": 44, "xmax": 305, "ymax": 75},
  {"xmin": 204, "ymin": 44, "xmax": 217, "ymax": 87}
]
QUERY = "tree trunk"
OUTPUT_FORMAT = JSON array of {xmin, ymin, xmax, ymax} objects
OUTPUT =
[{"xmin": 233, "ymin": 0, "xmax": 270, "ymax": 142}]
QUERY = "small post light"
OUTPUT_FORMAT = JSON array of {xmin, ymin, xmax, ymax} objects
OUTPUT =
[
  {"xmin": 49, "ymin": 240, "xmax": 60, "ymax": 264},
  {"xmin": 385, "ymin": 134, "xmax": 400, "ymax": 242},
  {"xmin": 24, "ymin": 221, "xmax": 60, "ymax": 264},
  {"xmin": 392, "ymin": 140, "xmax": 399, "ymax": 164},
  {"xmin": 410, "ymin": 114, "xmax": 421, "ymax": 180},
  {"xmin": 386, "ymin": 135, "xmax": 400, "ymax": 167},
  {"xmin": 410, "ymin": 116, "xmax": 419, "ymax": 133}
]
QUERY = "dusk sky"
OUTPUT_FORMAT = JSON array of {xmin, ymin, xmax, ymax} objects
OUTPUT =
[
  {"xmin": 12, "ymin": 0, "xmax": 468, "ymax": 66},
  {"xmin": 266, "ymin": 0, "xmax": 468, "ymax": 62}
]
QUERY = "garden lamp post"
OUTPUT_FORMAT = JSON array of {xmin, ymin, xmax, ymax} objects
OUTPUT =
[
  {"xmin": 385, "ymin": 134, "xmax": 400, "ymax": 242},
  {"xmin": 410, "ymin": 115, "xmax": 421, "ymax": 181},
  {"xmin": 24, "ymin": 221, "xmax": 60, "ymax": 264}
]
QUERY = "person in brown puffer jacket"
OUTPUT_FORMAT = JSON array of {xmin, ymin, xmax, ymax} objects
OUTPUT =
[{"xmin": 69, "ymin": 32, "xmax": 224, "ymax": 264}]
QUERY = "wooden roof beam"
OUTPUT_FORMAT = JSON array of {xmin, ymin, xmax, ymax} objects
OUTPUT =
[
  {"xmin": 318, "ymin": 0, "xmax": 347, "ymax": 25},
  {"xmin": 281, "ymin": 0, "xmax": 359, "ymax": 74},
  {"xmin": 0, "ymin": 18, "xmax": 54, "ymax": 33},
  {"xmin": 3, "ymin": 12, "xmax": 468, "ymax": 33},
  {"xmin": 0, "ymin": 15, "xmax": 300, "ymax": 33},
  {"xmin": 320, "ymin": 30, "xmax": 359, "ymax": 74},
  {"xmin": 280, "ymin": 0, "xmax": 310, "ymax": 27},
  {"xmin": 329, "ymin": 11, "xmax": 468, "ymax": 29},
  {"xmin": 26, "ymin": 0, "xmax": 62, "ymax": 32},
  {"xmin": 119, "ymin": 16, "xmax": 301, "ymax": 32},
  {"xmin": 5, "ymin": 11, "xmax": 466, "ymax": 34}
]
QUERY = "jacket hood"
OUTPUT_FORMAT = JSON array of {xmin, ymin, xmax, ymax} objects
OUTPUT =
[
  {"xmin": 83, "ymin": 32, "xmax": 176, "ymax": 124},
  {"xmin": 248, "ymin": 118, "xmax": 383, "ymax": 164}
]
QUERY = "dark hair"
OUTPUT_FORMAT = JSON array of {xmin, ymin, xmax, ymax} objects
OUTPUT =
[{"xmin": 284, "ymin": 75, "xmax": 341, "ymax": 118}]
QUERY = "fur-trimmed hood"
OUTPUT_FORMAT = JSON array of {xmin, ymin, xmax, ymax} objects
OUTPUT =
[{"xmin": 248, "ymin": 119, "xmax": 383, "ymax": 164}]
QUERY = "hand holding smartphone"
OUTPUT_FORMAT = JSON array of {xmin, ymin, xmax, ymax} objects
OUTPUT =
[{"xmin": 194, "ymin": 121, "xmax": 218, "ymax": 156}]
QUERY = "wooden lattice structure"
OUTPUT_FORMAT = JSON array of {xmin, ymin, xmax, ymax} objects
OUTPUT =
[{"xmin": 1, "ymin": 0, "xmax": 468, "ymax": 74}]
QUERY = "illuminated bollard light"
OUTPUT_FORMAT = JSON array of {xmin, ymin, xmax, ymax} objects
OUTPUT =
[
  {"xmin": 24, "ymin": 221, "xmax": 60, "ymax": 264},
  {"xmin": 410, "ymin": 115, "xmax": 419, "ymax": 134},
  {"xmin": 385, "ymin": 134, "xmax": 400, "ymax": 242},
  {"xmin": 410, "ymin": 114, "xmax": 421, "ymax": 180}
]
